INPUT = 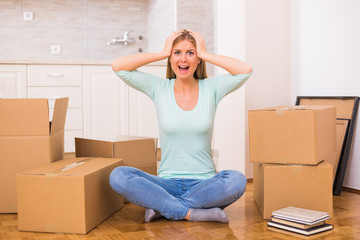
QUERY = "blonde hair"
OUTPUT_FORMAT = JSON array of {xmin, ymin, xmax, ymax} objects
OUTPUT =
[{"xmin": 166, "ymin": 30, "xmax": 208, "ymax": 79}]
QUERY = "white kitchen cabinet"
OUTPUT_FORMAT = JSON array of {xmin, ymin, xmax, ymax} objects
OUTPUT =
[
  {"xmin": 83, "ymin": 65, "xmax": 130, "ymax": 139},
  {"xmin": 129, "ymin": 65, "xmax": 165, "ymax": 139},
  {"xmin": 83, "ymin": 65, "xmax": 165, "ymax": 142},
  {"xmin": 0, "ymin": 65, "xmax": 27, "ymax": 98},
  {"xmin": 27, "ymin": 65, "xmax": 83, "ymax": 153},
  {"xmin": 1, "ymin": 62, "xmax": 165, "ymax": 152}
]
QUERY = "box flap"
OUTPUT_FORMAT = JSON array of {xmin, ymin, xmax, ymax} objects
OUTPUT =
[
  {"xmin": 75, "ymin": 138, "xmax": 114, "ymax": 158},
  {"xmin": 113, "ymin": 138, "xmax": 156, "ymax": 165},
  {"xmin": 50, "ymin": 98, "xmax": 69, "ymax": 135},
  {"xmin": 0, "ymin": 99, "xmax": 50, "ymax": 136},
  {"xmin": 17, "ymin": 157, "xmax": 123, "ymax": 176}
]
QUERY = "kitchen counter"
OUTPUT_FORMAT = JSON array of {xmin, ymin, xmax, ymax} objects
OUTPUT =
[{"xmin": 0, "ymin": 59, "xmax": 167, "ymax": 66}]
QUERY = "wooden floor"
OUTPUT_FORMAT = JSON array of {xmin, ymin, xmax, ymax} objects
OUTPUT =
[{"xmin": 1, "ymin": 181, "xmax": 360, "ymax": 240}]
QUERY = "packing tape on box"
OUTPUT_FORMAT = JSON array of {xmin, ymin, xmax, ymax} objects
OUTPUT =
[
  {"xmin": 292, "ymin": 165, "xmax": 303, "ymax": 174},
  {"xmin": 45, "ymin": 174, "xmax": 55, "ymax": 183},
  {"xmin": 275, "ymin": 109, "xmax": 285, "ymax": 116},
  {"xmin": 7, "ymin": 204, "xmax": 16, "ymax": 213},
  {"xmin": 45, "ymin": 158, "xmax": 93, "ymax": 176},
  {"xmin": 45, "ymin": 225, "xmax": 56, "ymax": 233},
  {"xmin": 275, "ymin": 106, "xmax": 311, "ymax": 116},
  {"xmin": 277, "ymin": 157, "xmax": 286, "ymax": 164}
]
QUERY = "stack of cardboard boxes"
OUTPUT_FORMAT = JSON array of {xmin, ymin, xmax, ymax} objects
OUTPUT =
[
  {"xmin": 0, "ymin": 98, "xmax": 68, "ymax": 213},
  {"xmin": 1, "ymin": 98, "xmax": 158, "ymax": 234},
  {"xmin": 249, "ymin": 105, "xmax": 336, "ymax": 219}
]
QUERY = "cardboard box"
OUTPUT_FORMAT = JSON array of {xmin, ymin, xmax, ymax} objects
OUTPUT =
[
  {"xmin": 0, "ymin": 98, "xmax": 68, "ymax": 213},
  {"xmin": 75, "ymin": 136, "xmax": 157, "ymax": 175},
  {"xmin": 17, "ymin": 157, "xmax": 124, "ymax": 234},
  {"xmin": 249, "ymin": 105, "xmax": 336, "ymax": 165},
  {"xmin": 253, "ymin": 161, "xmax": 333, "ymax": 219}
]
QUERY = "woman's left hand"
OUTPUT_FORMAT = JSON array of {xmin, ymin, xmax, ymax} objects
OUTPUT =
[{"xmin": 189, "ymin": 30, "xmax": 207, "ymax": 59}]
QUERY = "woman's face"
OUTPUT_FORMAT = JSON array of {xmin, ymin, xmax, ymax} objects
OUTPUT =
[{"xmin": 169, "ymin": 39, "xmax": 200, "ymax": 80}]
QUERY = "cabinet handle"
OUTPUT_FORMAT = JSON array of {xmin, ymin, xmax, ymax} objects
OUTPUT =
[{"xmin": 47, "ymin": 74, "xmax": 65, "ymax": 77}]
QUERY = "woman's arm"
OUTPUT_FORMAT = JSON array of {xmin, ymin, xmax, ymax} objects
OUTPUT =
[
  {"xmin": 190, "ymin": 31, "xmax": 252, "ymax": 75},
  {"xmin": 111, "ymin": 30, "xmax": 183, "ymax": 72}
]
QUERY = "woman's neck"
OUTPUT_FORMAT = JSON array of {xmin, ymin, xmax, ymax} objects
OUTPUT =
[{"xmin": 174, "ymin": 77, "xmax": 198, "ymax": 94}]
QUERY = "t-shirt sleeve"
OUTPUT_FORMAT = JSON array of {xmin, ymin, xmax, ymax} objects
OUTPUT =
[
  {"xmin": 114, "ymin": 70, "xmax": 161, "ymax": 100},
  {"xmin": 209, "ymin": 72, "xmax": 252, "ymax": 105}
]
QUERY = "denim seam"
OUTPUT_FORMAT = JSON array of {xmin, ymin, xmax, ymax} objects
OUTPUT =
[
  {"xmin": 181, "ymin": 176, "xmax": 221, "ymax": 199},
  {"xmin": 176, "ymin": 197, "xmax": 190, "ymax": 219},
  {"xmin": 136, "ymin": 170, "xmax": 179, "ymax": 189},
  {"xmin": 180, "ymin": 170, "xmax": 231, "ymax": 200}
]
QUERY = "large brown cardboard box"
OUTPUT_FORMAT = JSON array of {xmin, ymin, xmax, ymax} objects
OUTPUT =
[
  {"xmin": 16, "ymin": 157, "xmax": 124, "ymax": 234},
  {"xmin": 0, "ymin": 98, "xmax": 68, "ymax": 213},
  {"xmin": 75, "ymin": 136, "xmax": 157, "ymax": 175},
  {"xmin": 249, "ymin": 105, "xmax": 336, "ymax": 165},
  {"xmin": 253, "ymin": 161, "xmax": 333, "ymax": 219}
]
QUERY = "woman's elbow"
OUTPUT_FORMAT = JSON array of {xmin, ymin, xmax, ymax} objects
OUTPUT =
[
  {"xmin": 111, "ymin": 60, "xmax": 121, "ymax": 72},
  {"xmin": 243, "ymin": 64, "xmax": 253, "ymax": 74}
]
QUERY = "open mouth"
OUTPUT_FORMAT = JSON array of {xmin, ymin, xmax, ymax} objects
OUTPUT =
[{"xmin": 178, "ymin": 66, "xmax": 189, "ymax": 73}]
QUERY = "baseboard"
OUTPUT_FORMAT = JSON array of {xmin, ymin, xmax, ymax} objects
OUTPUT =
[{"xmin": 342, "ymin": 187, "xmax": 360, "ymax": 194}]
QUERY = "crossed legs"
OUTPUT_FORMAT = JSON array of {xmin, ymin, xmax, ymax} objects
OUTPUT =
[{"xmin": 109, "ymin": 167, "xmax": 247, "ymax": 222}]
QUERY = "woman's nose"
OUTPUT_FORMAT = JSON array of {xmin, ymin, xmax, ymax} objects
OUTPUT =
[{"xmin": 180, "ymin": 53, "xmax": 187, "ymax": 61}]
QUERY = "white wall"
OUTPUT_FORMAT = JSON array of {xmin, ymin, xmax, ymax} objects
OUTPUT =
[
  {"xmin": 213, "ymin": 0, "xmax": 247, "ymax": 173},
  {"xmin": 244, "ymin": 0, "xmax": 292, "ymax": 177},
  {"xmin": 291, "ymin": 0, "xmax": 360, "ymax": 190}
]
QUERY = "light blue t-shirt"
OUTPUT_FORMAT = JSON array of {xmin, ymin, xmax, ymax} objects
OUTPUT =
[{"xmin": 115, "ymin": 70, "xmax": 251, "ymax": 179}]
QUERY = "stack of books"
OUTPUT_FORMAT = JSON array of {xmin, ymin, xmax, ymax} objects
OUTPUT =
[{"xmin": 267, "ymin": 207, "xmax": 334, "ymax": 237}]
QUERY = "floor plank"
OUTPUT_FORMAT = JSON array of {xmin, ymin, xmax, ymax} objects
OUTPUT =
[{"xmin": 1, "ymin": 181, "xmax": 360, "ymax": 239}]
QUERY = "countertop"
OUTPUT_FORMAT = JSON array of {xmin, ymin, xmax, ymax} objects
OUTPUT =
[{"xmin": 0, "ymin": 59, "xmax": 167, "ymax": 66}]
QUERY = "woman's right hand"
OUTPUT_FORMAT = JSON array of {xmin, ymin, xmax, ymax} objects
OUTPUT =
[{"xmin": 161, "ymin": 30, "xmax": 183, "ymax": 58}]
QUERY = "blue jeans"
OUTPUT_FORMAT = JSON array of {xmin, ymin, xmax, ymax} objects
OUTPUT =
[{"xmin": 109, "ymin": 166, "xmax": 247, "ymax": 220}]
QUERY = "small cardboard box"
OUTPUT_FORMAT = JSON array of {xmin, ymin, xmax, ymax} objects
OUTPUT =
[
  {"xmin": 75, "ymin": 136, "xmax": 157, "ymax": 175},
  {"xmin": 253, "ymin": 161, "xmax": 333, "ymax": 219},
  {"xmin": 0, "ymin": 98, "xmax": 68, "ymax": 213},
  {"xmin": 16, "ymin": 157, "xmax": 124, "ymax": 234},
  {"xmin": 249, "ymin": 105, "xmax": 336, "ymax": 165}
]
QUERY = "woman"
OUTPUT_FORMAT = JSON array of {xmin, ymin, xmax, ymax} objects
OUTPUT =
[{"xmin": 109, "ymin": 29, "xmax": 252, "ymax": 223}]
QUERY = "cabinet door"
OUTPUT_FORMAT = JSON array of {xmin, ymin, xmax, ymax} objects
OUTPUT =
[
  {"xmin": 83, "ymin": 65, "xmax": 130, "ymax": 139},
  {"xmin": 129, "ymin": 65, "xmax": 165, "ymax": 140},
  {"xmin": 0, "ymin": 65, "xmax": 27, "ymax": 98}
]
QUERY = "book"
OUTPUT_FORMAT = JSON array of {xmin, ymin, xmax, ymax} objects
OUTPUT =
[
  {"xmin": 272, "ymin": 206, "xmax": 330, "ymax": 224},
  {"xmin": 268, "ymin": 226, "xmax": 333, "ymax": 239},
  {"xmin": 271, "ymin": 216, "xmax": 325, "ymax": 229},
  {"xmin": 267, "ymin": 221, "xmax": 333, "ymax": 236}
]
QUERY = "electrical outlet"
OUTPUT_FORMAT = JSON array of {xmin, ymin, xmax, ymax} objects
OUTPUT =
[
  {"xmin": 23, "ymin": 11, "xmax": 33, "ymax": 21},
  {"xmin": 51, "ymin": 45, "xmax": 61, "ymax": 55}
]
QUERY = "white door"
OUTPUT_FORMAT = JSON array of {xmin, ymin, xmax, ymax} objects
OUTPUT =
[
  {"xmin": 0, "ymin": 65, "xmax": 27, "ymax": 98},
  {"xmin": 83, "ymin": 65, "xmax": 130, "ymax": 139}
]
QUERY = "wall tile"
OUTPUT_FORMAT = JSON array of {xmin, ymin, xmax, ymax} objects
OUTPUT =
[
  {"xmin": 88, "ymin": 28, "xmax": 147, "ymax": 60},
  {"xmin": 147, "ymin": 0, "xmax": 176, "ymax": 53},
  {"xmin": 23, "ymin": 27, "xmax": 87, "ymax": 59},
  {"xmin": 88, "ymin": 0, "xmax": 147, "ymax": 29},
  {"xmin": 0, "ymin": 26, "xmax": 22, "ymax": 58},
  {"xmin": 22, "ymin": 0, "xmax": 87, "ymax": 28},
  {"xmin": 0, "ymin": 0, "xmax": 214, "ymax": 61},
  {"xmin": 0, "ymin": 0, "xmax": 22, "ymax": 27}
]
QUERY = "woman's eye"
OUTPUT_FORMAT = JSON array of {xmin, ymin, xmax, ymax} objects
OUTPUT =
[
  {"xmin": 174, "ymin": 51, "xmax": 180, "ymax": 55},
  {"xmin": 187, "ymin": 52, "xmax": 194, "ymax": 55}
]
